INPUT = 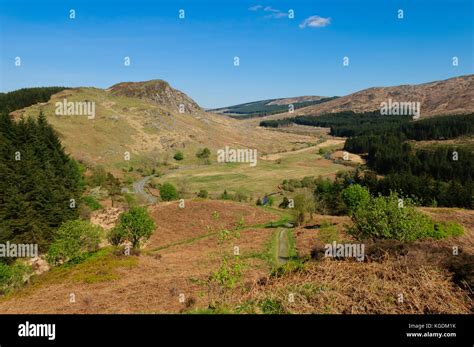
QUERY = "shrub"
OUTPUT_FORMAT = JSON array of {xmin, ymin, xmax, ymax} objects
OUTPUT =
[
  {"xmin": 78, "ymin": 204, "xmax": 93, "ymax": 220},
  {"xmin": 197, "ymin": 189, "xmax": 208, "ymax": 198},
  {"xmin": 301, "ymin": 176, "xmax": 315, "ymax": 189},
  {"xmin": 207, "ymin": 255, "xmax": 243, "ymax": 304},
  {"xmin": 159, "ymin": 182, "xmax": 178, "ymax": 201},
  {"xmin": 107, "ymin": 227, "xmax": 126, "ymax": 246},
  {"xmin": 220, "ymin": 190, "xmax": 230, "ymax": 200},
  {"xmin": 0, "ymin": 262, "xmax": 32, "ymax": 295},
  {"xmin": 124, "ymin": 175, "xmax": 134, "ymax": 185},
  {"xmin": 47, "ymin": 220, "xmax": 103, "ymax": 265},
  {"xmin": 313, "ymin": 176, "xmax": 346, "ymax": 215},
  {"xmin": 196, "ymin": 147, "xmax": 211, "ymax": 160},
  {"xmin": 114, "ymin": 207, "xmax": 156, "ymax": 248},
  {"xmin": 348, "ymin": 192, "xmax": 463, "ymax": 241},
  {"xmin": 279, "ymin": 197, "xmax": 290, "ymax": 209},
  {"xmin": 173, "ymin": 151, "xmax": 184, "ymax": 161},
  {"xmin": 82, "ymin": 195, "xmax": 103, "ymax": 211},
  {"xmin": 259, "ymin": 298, "xmax": 287, "ymax": 314},
  {"xmin": 87, "ymin": 166, "xmax": 108, "ymax": 187},
  {"xmin": 341, "ymin": 184, "xmax": 370, "ymax": 214},
  {"xmin": 292, "ymin": 190, "xmax": 315, "ymax": 226},
  {"xmin": 429, "ymin": 221, "xmax": 464, "ymax": 239},
  {"xmin": 124, "ymin": 192, "xmax": 138, "ymax": 208}
]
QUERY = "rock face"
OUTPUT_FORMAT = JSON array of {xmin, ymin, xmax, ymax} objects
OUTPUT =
[
  {"xmin": 29, "ymin": 256, "xmax": 50, "ymax": 275},
  {"xmin": 108, "ymin": 79, "xmax": 202, "ymax": 114},
  {"xmin": 262, "ymin": 75, "xmax": 474, "ymax": 120}
]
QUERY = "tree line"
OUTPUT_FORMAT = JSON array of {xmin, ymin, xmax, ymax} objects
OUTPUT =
[
  {"xmin": 266, "ymin": 111, "xmax": 474, "ymax": 209},
  {"xmin": 0, "ymin": 87, "xmax": 68, "ymax": 114},
  {"xmin": 261, "ymin": 111, "xmax": 474, "ymax": 140},
  {"xmin": 0, "ymin": 112, "xmax": 83, "ymax": 253}
]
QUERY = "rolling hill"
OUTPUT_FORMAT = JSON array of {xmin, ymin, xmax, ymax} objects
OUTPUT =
[
  {"xmin": 9, "ymin": 80, "xmax": 318, "ymax": 170},
  {"xmin": 245, "ymin": 75, "xmax": 474, "ymax": 124}
]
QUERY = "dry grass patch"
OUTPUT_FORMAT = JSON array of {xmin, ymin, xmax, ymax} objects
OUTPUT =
[{"xmin": 243, "ymin": 257, "xmax": 472, "ymax": 314}]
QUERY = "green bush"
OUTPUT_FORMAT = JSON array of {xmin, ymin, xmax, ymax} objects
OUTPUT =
[
  {"xmin": 196, "ymin": 147, "xmax": 211, "ymax": 160},
  {"xmin": 160, "ymin": 182, "xmax": 178, "ymax": 201},
  {"xmin": 292, "ymin": 190, "xmax": 315, "ymax": 226},
  {"xmin": 173, "ymin": 151, "xmax": 184, "ymax": 161},
  {"xmin": 348, "ymin": 192, "xmax": 463, "ymax": 241},
  {"xmin": 114, "ymin": 207, "xmax": 156, "ymax": 248},
  {"xmin": 259, "ymin": 298, "xmax": 287, "ymax": 314},
  {"xmin": 82, "ymin": 195, "xmax": 103, "ymax": 211},
  {"xmin": 341, "ymin": 184, "xmax": 370, "ymax": 214},
  {"xmin": 107, "ymin": 227, "xmax": 126, "ymax": 246},
  {"xmin": 0, "ymin": 262, "xmax": 32, "ymax": 295},
  {"xmin": 279, "ymin": 197, "xmax": 290, "ymax": 208},
  {"xmin": 197, "ymin": 189, "xmax": 208, "ymax": 198},
  {"xmin": 429, "ymin": 221, "xmax": 464, "ymax": 239},
  {"xmin": 47, "ymin": 220, "xmax": 103, "ymax": 266},
  {"xmin": 87, "ymin": 166, "xmax": 108, "ymax": 188}
]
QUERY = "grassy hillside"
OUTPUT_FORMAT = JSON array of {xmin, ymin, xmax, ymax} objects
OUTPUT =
[{"xmin": 13, "ymin": 86, "xmax": 320, "ymax": 173}]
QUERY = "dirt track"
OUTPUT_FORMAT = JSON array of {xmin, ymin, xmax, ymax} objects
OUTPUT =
[{"xmin": 133, "ymin": 175, "xmax": 157, "ymax": 204}]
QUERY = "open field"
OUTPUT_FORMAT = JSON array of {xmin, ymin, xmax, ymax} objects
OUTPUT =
[{"xmin": 154, "ymin": 138, "xmax": 351, "ymax": 198}]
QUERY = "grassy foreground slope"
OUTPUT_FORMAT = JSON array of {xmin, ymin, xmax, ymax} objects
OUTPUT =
[{"xmin": 0, "ymin": 200, "xmax": 471, "ymax": 314}]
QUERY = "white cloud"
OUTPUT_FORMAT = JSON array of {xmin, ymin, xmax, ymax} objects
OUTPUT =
[
  {"xmin": 248, "ymin": 5, "xmax": 263, "ymax": 11},
  {"xmin": 299, "ymin": 15, "xmax": 331, "ymax": 29},
  {"xmin": 249, "ymin": 5, "xmax": 288, "ymax": 19},
  {"xmin": 262, "ymin": 6, "xmax": 287, "ymax": 18},
  {"xmin": 263, "ymin": 6, "xmax": 279, "ymax": 13},
  {"xmin": 265, "ymin": 12, "xmax": 287, "ymax": 19}
]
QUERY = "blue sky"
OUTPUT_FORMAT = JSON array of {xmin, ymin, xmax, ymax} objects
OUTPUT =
[{"xmin": 1, "ymin": 0, "xmax": 473, "ymax": 108}]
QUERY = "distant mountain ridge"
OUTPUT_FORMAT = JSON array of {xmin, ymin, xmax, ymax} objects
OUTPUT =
[
  {"xmin": 5, "ymin": 74, "xmax": 474, "ymax": 170},
  {"xmin": 250, "ymin": 75, "xmax": 474, "ymax": 123},
  {"xmin": 210, "ymin": 96, "xmax": 338, "ymax": 118}
]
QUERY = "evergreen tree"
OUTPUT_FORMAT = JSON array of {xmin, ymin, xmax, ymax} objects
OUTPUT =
[{"xmin": 0, "ymin": 112, "xmax": 83, "ymax": 251}]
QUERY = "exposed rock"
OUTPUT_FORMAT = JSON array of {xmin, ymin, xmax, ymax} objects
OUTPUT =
[
  {"xmin": 28, "ymin": 256, "xmax": 50, "ymax": 275},
  {"xmin": 108, "ymin": 79, "xmax": 202, "ymax": 114}
]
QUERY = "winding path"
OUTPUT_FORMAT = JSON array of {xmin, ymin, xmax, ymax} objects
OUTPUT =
[
  {"xmin": 133, "ymin": 175, "xmax": 157, "ymax": 204},
  {"xmin": 277, "ymin": 228, "xmax": 290, "ymax": 265}
]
